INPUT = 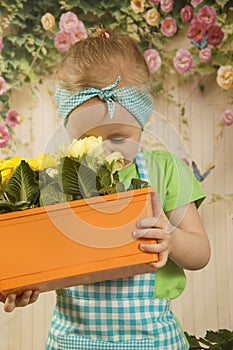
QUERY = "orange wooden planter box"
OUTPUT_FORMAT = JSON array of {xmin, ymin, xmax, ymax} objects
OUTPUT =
[{"xmin": 0, "ymin": 187, "xmax": 158, "ymax": 295}]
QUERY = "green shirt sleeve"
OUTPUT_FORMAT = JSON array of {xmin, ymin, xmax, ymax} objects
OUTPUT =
[{"xmin": 143, "ymin": 149, "xmax": 206, "ymax": 212}]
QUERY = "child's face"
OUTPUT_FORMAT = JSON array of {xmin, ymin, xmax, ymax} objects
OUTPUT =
[{"xmin": 66, "ymin": 100, "xmax": 142, "ymax": 167}]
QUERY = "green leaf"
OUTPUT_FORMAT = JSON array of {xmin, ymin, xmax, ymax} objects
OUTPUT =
[
  {"xmin": 58, "ymin": 157, "xmax": 80, "ymax": 196},
  {"xmin": 196, "ymin": 64, "xmax": 216, "ymax": 77},
  {"xmin": 181, "ymin": 106, "xmax": 185, "ymax": 116},
  {"xmin": 215, "ymin": 0, "xmax": 229, "ymax": 8},
  {"xmin": 78, "ymin": 163, "xmax": 99, "ymax": 198},
  {"xmin": 27, "ymin": 69, "xmax": 39, "ymax": 83},
  {"xmin": 96, "ymin": 164, "xmax": 112, "ymax": 192},
  {"xmin": 41, "ymin": 46, "xmax": 47, "ymax": 56},
  {"xmin": 25, "ymin": 42, "xmax": 35, "ymax": 53},
  {"xmin": 211, "ymin": 51, "xmax": 227, "ymax": 66},
  {"xmin": 58, "ymin": 157, "xmax": 98, "ymax": 198},
  {"xmin": 199, "ymin": 84, "xmax": 205, "ymax": 93},
  {"xmin": 198, "ymin": 336, "xmax": 216, "ymax": 346},
  {"xmin": 7, "ymin": 35, "xmax": 18, "ymax": 45},
  {"xmin": 9, "ymin": 59, "xmax": 20, "ymax": 70},
  {"xmin": 0, "ymin": 200, "xmax": 30, "ymax": 214},
  {"xmin": 184, "ymin": 332, "xmax": 202, "ymax": 348},
  {"xmin": 115, "ymin": 182, "xmax": 125, "ymax": 193},
  {"xmin": 16, "ymin": 36, "xmax": 26, "ymax": 47},
  {"xmin": 185, "ymin": 329, "xmax": 233, "ymax": 349},
  {"xmin": 39, "ymin": 182, "xmax": 73, "ymax": 206},
  {"xmin": 6, "ymin": 160, "xmax": 39, "ymax": 203},
  {"xmin": 19, "ymin": 58, "xmax": 29, "ymax": 70},
  {"xmin": 127, "ymin": 178, "xmax": 149, "ymax": 191},
  {"xmin": 206, "ymin": 329, "xmax": 233, "ymax": 344}
]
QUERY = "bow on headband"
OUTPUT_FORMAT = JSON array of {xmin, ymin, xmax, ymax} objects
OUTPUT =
[{"xmin": 55, "ymin": 76, "xmax": 154, "ymax": 129}]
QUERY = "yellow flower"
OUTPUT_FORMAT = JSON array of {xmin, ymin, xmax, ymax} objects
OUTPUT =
[
  {"xmin": 83, "ymin": 136, "xmax": 103, "ymax": 154},
  {"xmin": 0, "ymin": 156, "xmax": 22, "ymax": 184},
  {"xmin": 58, "ymin": 139, "xmax": 86, "ymax": 158},
  {"xmin": 28, "ymin": 153, "xmax": 58, "ymax": 171},
  {"xmin": 131, "ymin": 0, "xmax": 145, "ymax": 14},
  {"xmin": 57, "ymin": 136, "xmax": 103, "ymax": 159},
  {"xmin": 216, "ymin": 65, "xmax": 233, "ymax": 90},
  {"xmin": 41, "ymin": 12, "xmax": 55, "ymax": 31},
  {"xmin": 105, "ymin": 152, "xmax": 124, "ymax": 174},
  {"xmin": 145, "ymin": 8, "xmax": 160, "ymax": 26}
]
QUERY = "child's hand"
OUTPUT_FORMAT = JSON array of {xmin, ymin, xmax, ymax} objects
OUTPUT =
[
  {"xmin": 133, "ymin": 191, "xmax": 211, "ymax": 271},
  {"xmin": 0, "ymin": 290, "xmax": 40, "ymax": 312},
  {"xmin": 133, "ymin": 192, "xmax": 173, "ymax": 270}
]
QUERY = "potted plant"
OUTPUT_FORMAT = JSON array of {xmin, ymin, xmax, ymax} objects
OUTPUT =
[
  {"xmin": 185, "ymin": 329, "xmax": 233, "ymax": 349},
  {"xmin": 0, "ymin": 136, "xmax": 157, "ymax": 295}
]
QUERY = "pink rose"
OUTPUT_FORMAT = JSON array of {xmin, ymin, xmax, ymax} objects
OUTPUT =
[
  {"xmin": 0, "ymin": 125, "xmax": 10, "ymax": 148},
  {"xmin": 0, "ymin": 77, "xmax": 8, "ymax": 95},
  {"xmin": 180, "ymin": 6, "xmax": 193, "ymax": 23},
  {"xmin": 144, "ymin": 49, "xmax": 162, "ymax": 73},
  {"xmin": 222, "ymin": 109, "xmax": 233, "ymax": 126},
  {"xmin": 197, "ymin": 5, "xmax": 217, "ymax": 29},
  {"xmin": 6, "ymin": 109, "xmax": 20, "ymax": 127},
  {"xmin": 54, "ymin": 31, "xmax": 72, "ymax": 52},
  {"xmin": 199, "ymin": 47, "xmax": 212, "ymax": 63},
  {"xmin": 174, "ymin": 49, "xmax": 193, "ymax": 74},
  {"xmin": 187, "ymin": 17, "xmax": 206, "ymax": 44},
  {"xmin": 207, "ymin": 25, "xmax": 224, "ymax": 46},
  {"xmin": 160, "ymin": 0, "xmax": 174, "ymax": 13},
  {"xmin": 0, "ymin": 35, "xmax": 3, "ymax": 51},
  {"xmin": 161, "ymin": 17, "xmax": 177, "ymax": 37},
  {"xmin": 191, "ymin": 0, "xmax": 204, "ymax": 8},
  {"xmin": 149, "ymin": 0, "xmax": 160, "ymax": 4},
  {"xmin": 59, "ymin": 11, "xmax": 79, "ymax": 33},
  {"xmin": 70, "ymin": 21, "xmax": 88, "ymax": 44}
]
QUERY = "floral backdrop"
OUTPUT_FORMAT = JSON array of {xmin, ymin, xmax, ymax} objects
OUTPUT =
[{"xmin": 0, "ymin": 0, "xmax": 232, "ymax": 159}]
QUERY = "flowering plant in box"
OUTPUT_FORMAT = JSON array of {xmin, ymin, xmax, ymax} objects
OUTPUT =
[{"xmin": 0, "ymin": 136, "xmax": 148, "ymax": 214}]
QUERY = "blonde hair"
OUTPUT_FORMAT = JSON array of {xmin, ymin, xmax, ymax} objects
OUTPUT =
[{"xmin": 56, "ymin": 28, "xmax": 151, "ymax": 92}]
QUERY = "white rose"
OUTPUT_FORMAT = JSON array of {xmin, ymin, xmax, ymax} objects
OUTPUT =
[
  {"xmin": 83, "ymin": 136, "xmax": 103, "ymax": 154},
  {"xmin": 105, "ymin": 152, "xmax": 124, "ymax": 173},
  {"xmin": 57, "ymin": 138, "xmax": 86, "ymax": 158}
]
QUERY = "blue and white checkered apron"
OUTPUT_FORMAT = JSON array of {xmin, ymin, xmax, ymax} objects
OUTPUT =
[{"xmin": 46, "ymin": 149, "xmax": 188, "ymax": 349}]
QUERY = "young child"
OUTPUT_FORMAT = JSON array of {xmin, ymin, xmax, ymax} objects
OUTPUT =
[{"xmin": 1, "ymin": 28, "xmax": 211, "ymax": 349}]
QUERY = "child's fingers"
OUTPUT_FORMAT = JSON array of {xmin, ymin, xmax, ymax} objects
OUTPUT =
[
  {"xmin": 136, "ymin": 217, "xmax": 166, "ymax": 229},
  {"xmin": 15, "ymin": 290, "xmax": 39, "ymax": 306},
  {"xmin": 140, "ymin": 241, "xmax": 168, "ymax": 253},
  {"xmin": 149, "ymin": 251, "xmax": 169, "ymax": 269},
  {"xmin": 15, "ymin": 290, "xmax": 33, "ymax": 307},
  {"xmin": 0, "ymin": 293, "xmax": 6, "ymax": 303},
  {"xmin": 3, "ymin": 290, "xmax": 40, "ymax": 312},
  {"xmin": 29, "ymin": 290, "xmax": 40, "ymax": 304},
  {"xmin": 136, "ymin": 192, "xmax": 168, "ymax": 229},
  {"xmin": 151, "ymin": 191, "xmax": 163, "ymax": 218},
  {"xmin": 133, "ymin": 228, "xmax": 165, "ymax": 239},
  {"xmin": 4, "ymin": 293, "xmax": 17, "ymax": 312}
]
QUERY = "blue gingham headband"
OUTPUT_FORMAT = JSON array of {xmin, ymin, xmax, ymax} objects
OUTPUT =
[{"xmin": 55, "ymin": 76, "xmax": 154, "ymax": 129}]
